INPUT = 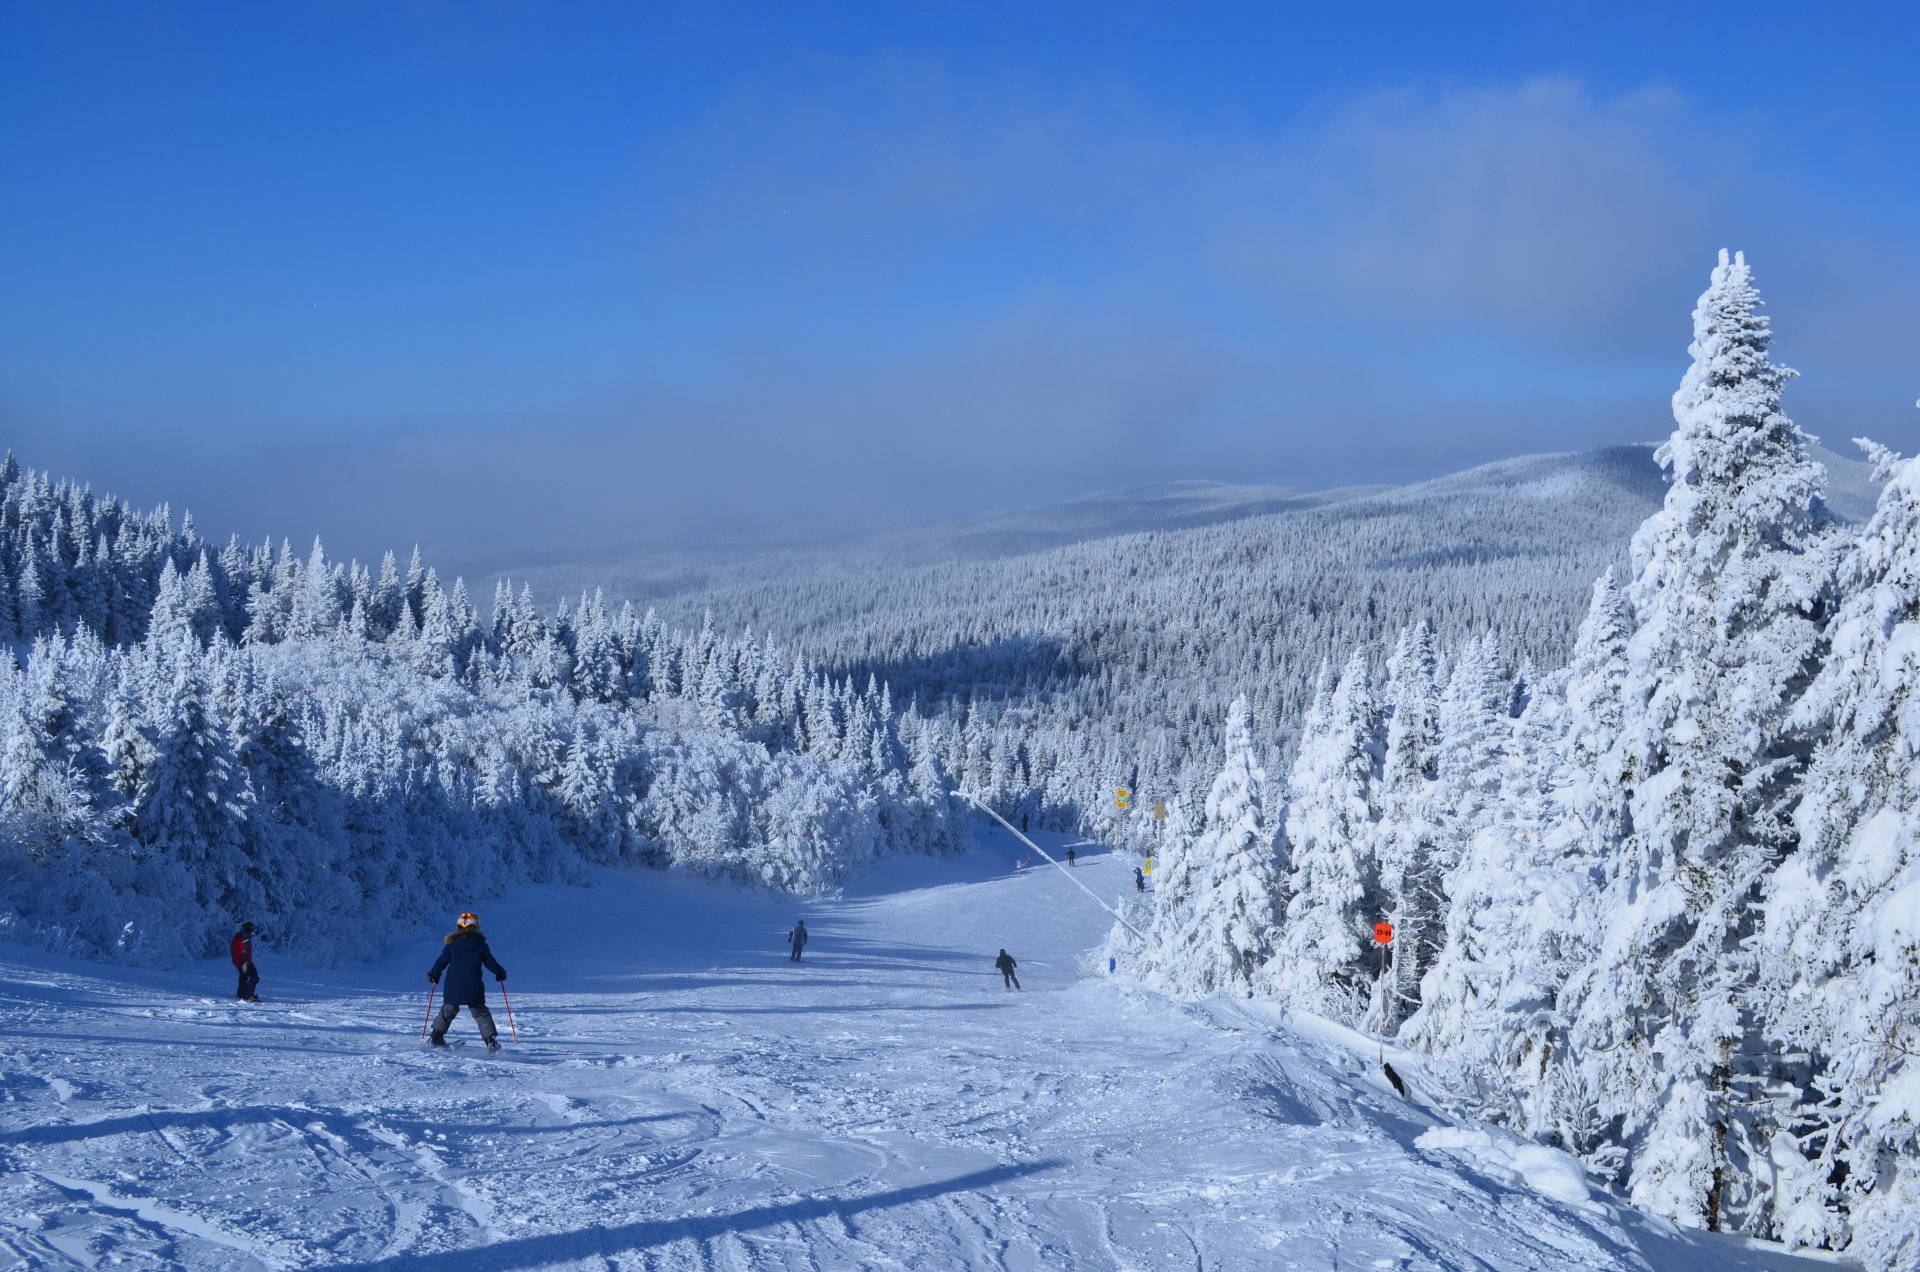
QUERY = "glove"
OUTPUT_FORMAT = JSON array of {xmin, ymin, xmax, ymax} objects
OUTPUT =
[
  {"xmin": 495, "ymin": 972, "xmax": 506, "ymax": 982},
  {"xmin": 427, "ymin": 974, "xmax": 438, "ymax": 984}
]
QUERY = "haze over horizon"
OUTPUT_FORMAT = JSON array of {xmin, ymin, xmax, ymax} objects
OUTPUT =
[{"xmin": 4, "ymin": 1, "xmax": 1916, "ymax": 581}]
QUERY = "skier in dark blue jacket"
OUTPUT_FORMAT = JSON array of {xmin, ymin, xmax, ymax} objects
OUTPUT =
[{"xmin": 427, "ymin": 912, "xmax": 508, "ymax": 1051}]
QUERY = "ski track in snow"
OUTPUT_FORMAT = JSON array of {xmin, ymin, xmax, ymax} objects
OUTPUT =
[{"xmin": 0, "ymin": 827, "xmax": 1852, "ymax": 1270}]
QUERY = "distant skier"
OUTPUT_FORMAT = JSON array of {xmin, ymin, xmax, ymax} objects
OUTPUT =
[
  {"xmin": 1066, "ymin": 846, "xmax": 1077, "ymax": 867},
  {"xmin": 995, "ymin": 948, "xmax": 1020, "ymax": 990},
  {"xmin": 230, "ymin": 922, "xmax": 260, "ymax": 1002},
  {"xmin": 1134, "ymin": 866, "xmax": 1145, "ymax": 892},
  {"xmin": 1021, "ymin": 814, "xmax": 1029, "ymax": 833},
  {"xmin": 788, "ymin": 919, "xmax": 808, "ymax": 962},
  {"xmin": 426, "ymin": 911, "xmax": 507, "ymax": 1051}
]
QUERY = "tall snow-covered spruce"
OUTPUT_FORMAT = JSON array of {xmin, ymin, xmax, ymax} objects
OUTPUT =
[
  {"xmin": 1264, "ymin": 653, "xmax": 1382, "ymax": 1016},
  {"xmin": 1399, "ymin": 575, "xmax": 1622, "ymax": 1139},
  {"xmin": 1759, "ymin": 440, "xmax": 1920, "ymax": 1268},
  {"xmin": 1366, "ymin": 623, "xmax": 1442, "ymax": 1033},
  {"xmin": 1560, "ymin": 249, "xmax": 1833, "ymax": 1234},
  {"xmin": 1139, "ymin": 695, "xmax": 1285, "ymax": 998}
]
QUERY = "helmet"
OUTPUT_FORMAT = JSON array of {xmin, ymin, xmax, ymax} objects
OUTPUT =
[{"xmin": 457, "ymin": 912, "xmax": 478, "ymax": 928}]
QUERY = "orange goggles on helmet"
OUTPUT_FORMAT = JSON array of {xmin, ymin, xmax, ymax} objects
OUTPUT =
[{"xmin": 457, "ymin": 912, "xmax": 478, "ymax": 927}]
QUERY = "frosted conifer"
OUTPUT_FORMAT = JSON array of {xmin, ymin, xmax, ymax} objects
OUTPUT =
[
  {"xmin": 1757, "ymin": 442, "xmax": 1920, "ymax": 1267},
  {"xmin": 1140, "ymin": 696, "xmax": 1285, "ymax": 997},
  {"xmin": 1562, "ymin": 250, "xmax": 1832, "ymax": 1232},
  {"xmin": 1265, "ymin": 652, "xmax": 1382, "ymax": 1018},
  {"xmin": 1369, "ymin": 623, "xmax": 1442, "ymax": 1032}
]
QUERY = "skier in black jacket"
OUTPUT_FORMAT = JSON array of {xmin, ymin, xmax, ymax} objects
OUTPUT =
[
  {"xmin": 995, "ymin": 948, "xmax": 1020, "ymax": 990},
  {"xmin": 427, "ymin": 912, "xmax": 507, "ymax": 1050},
  {"xmin": 788, "ymin": 920, "xmax": 808, "ymax": 962}
]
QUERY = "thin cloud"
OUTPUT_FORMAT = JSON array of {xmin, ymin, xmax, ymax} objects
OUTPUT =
[{"xmin": 10, "ymin": 71, "xmax": 1915, "ymax": 581}]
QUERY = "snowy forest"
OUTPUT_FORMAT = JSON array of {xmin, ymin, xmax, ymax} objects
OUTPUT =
[
  {"xmin": 506, "ymin": 445, "xmax": 1680, "ymax": 854},
  {"xmin": 0, "ymin": 478, "xmax": 969, "ymax": 964},
  {"xmin": 1115, "ymin": 251, "xmax": 1918, "ymax": 1270},
  {"xmin": 3, "ymin": 248, "xmax": 1915, "ymax": 1268}
]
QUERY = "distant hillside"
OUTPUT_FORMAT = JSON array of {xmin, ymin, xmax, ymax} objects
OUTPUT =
[
  {"xmin": 477, "ymin": 449, "xmax": 1613, "ymax": 610},
  {"xmin": 463, "ymin": 447, "xmax": 1634, "ymax": 823},
  {"xmin": 477, "ymin": 441, "xmax": 1881, "ymax": 832}
]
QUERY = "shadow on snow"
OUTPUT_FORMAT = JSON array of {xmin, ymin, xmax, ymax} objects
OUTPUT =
[{"xmin": 311, "ymin": 1159, "xmax": 1063, "ymax": 1271}]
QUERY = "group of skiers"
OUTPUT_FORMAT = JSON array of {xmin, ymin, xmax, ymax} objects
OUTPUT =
[
  {"xmin": 226, "ymin": 908, "xmax": 1027, "ymax": 1048},
  {"xmin": 230, "ymin": 911, "xmax": 509, "ymax": 1049}
]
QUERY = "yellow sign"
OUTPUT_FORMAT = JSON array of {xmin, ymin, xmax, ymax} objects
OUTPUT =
[
  {"xmin": 1116, "ymin": 788, "xmax": 1131, "ymax": 810},
  {"xmin": 1144, "ymin": 857, "xmax": 1154, "ymax": 874}
]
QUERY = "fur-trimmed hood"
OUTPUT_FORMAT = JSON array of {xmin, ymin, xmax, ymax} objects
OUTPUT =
[{"xmin": 445, "ymin": 927, "xmax": 485, "ymax": 944}]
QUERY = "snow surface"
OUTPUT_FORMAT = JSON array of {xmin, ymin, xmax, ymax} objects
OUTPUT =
[{"xmin": 1, "ymin": 825, "xmax": 1851, "ymax": 1270}]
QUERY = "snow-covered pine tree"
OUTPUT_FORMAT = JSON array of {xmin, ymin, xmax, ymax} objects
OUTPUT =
[
  {"xmin": 1264, "ymin": 652, "xmax": 1382, "ymax": 1019},
  {"xmin": 286, "ymin": 538, "xmax": 338, "ymax": 640},
  {"xmin": 1433, "ymin": 635, "xmax": 1509, "ymax": 877},
  {"xmin": 1404, "ymin": 583, "xmax": 1626, "ymax": 1094},
  {"xmin": 1561, "ymin": 249, "xmax": 1833, "ymax": 1233},
  {"xmin": 1138, "ymin": 696, "xmax": 1285, "ymax": 998},
  {"xmin": 134, "ymin": 648, "xmax": 256, "ymax": 938},
  {"xmin": 1369, "ymin": 623, "xmax": 1442, "ymax": 1033},
  {"xmin": 1401, "ymin": 669, "xmax": 1601, "ymax": 1142},
  {"xmin": 1368, "ymin": 634, "xmax": 1514, "ymax": 1040},
  {"xmin": 1757, "ymin": 440, "xmax": 1920, "ymax": 1269},
  {"xmin": 412, "ymin": 570, "xmax": 458, "ymax": 678},
  {"xmin": 905, "ymin": 727, "xmax": 966, "ymax": 856},
  {"xmin": 573, "ymin": 589, "xmax": 620, "ymax": 703}
]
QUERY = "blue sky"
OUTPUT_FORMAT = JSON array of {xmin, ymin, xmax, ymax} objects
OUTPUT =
[{"xmin": 2, "ymin": 1, "xmax": 1915, "ymax": 577}]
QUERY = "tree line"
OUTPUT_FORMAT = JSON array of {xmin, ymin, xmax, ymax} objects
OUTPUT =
[
  {"xmin": 1121, "ymin": 252, "xmax": 1916, "ymax": 1270},
  {"xmin": 0, "ymin": 470, "xmax": 965, "ymax": 964}
]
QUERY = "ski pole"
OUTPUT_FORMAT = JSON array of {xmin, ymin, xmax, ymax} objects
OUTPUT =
[
  {"xmin": 500, "ymin": 984, "xmax": 519, "ymax": 1042},
  {"xmin": 419, "ymin": 981, "xmax": 437, "ymax": 1042}
]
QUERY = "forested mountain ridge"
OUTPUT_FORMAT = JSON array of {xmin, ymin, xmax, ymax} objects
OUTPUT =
[
  {"xmin": 472, "ymin": 442, "xmax": 1659, "ymax": 863},
  {"xmin": 483, "ymin": 439, "xmax": 1874, "ymax": 866}
]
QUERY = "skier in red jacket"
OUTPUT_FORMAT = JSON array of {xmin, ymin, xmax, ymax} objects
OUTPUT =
[{"xmin": 230, "ymin": 922, "xmax": 260, "ymax": 1001}]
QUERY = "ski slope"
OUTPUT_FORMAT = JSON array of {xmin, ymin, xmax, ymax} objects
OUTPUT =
[{"xmin": 0, "ymin": 826, "xmax": 1850, "ymax": 1270}]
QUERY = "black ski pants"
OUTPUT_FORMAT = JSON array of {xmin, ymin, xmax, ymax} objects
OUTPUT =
[
  {"xmin": 1001, "ymin": 967, "xmax": 1020, "ymax": 989},
  {"xmin": 235, "ymin": 964, "xmax": 259, "ymax": 1000},
  {"xmin": 432, "ymin": 1002, "xmax": 498, "ymax": 1044}
]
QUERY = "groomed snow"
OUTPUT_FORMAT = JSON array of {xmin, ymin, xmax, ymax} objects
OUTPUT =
[{"xmin": 0, "ymin": 825, "xmax": 1850, "ymax": 1270}]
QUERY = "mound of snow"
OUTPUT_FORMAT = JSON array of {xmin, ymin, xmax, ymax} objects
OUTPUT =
[{"xmin": 1416, "ymin": 1125, "xmax": 1595, "ymax": 1208}]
